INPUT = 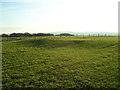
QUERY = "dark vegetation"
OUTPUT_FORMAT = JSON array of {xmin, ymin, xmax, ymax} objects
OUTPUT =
[{"xmin": 0, "ymin": 33, "xmax": 74, "ymax": 37}]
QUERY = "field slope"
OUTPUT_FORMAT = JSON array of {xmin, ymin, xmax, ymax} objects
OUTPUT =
[{"xmin": 2, "ymin": 36, "xmax": 119, "ymax": 88}]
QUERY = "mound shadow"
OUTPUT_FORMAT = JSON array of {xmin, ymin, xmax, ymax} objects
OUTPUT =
[{"xmin": 17, "ymin": 38, "xmax": 85, "ymax": 49}]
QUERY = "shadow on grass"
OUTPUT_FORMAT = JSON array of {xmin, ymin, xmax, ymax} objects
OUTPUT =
[
  {"xmin": 17, "ymin": 38, "xmax": 85, "ymax": 49},
  {"xmin": 16, "ymin": 38, "xmax": 117, "ymax": 49}
]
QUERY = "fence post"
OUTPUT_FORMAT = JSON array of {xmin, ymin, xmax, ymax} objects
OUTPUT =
[
  {"xmin": 105, "ymin": 34, "xmax": 107, "ymax": 37},
  {"xmin": 98, "ymin": 34, "xmax": 99, "ymax": 37},
  {"xmin": 89, "ymin": 34, "xmax": 90, "ymax": 37}
]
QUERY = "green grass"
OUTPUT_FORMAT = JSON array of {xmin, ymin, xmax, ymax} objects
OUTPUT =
[{"xmin": 2, "ymin": 36, "xmax": 119, "ymax": 88}]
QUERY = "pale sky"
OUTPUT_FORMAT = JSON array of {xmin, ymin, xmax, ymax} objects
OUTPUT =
[{"xmin": 0, "ymin": 0, "xmax": 119, "ymax": 34}]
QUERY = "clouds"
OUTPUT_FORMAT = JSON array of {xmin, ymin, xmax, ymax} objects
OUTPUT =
[
  {"xmin": 0, "ymin": 27, "xmax": 24, "ymax": 34},
  {"xmin": 0, "ymin": 0, "xmax": 119, "ymax": 33},
  {"xmin": 1, "ymin": 0, "xmax": 55, "ymax": 2}
]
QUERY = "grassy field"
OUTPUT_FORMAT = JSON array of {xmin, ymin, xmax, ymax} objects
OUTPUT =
[{"xmin": 2, "ymin": 36, "xmax": 119, "ymax": 89}]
